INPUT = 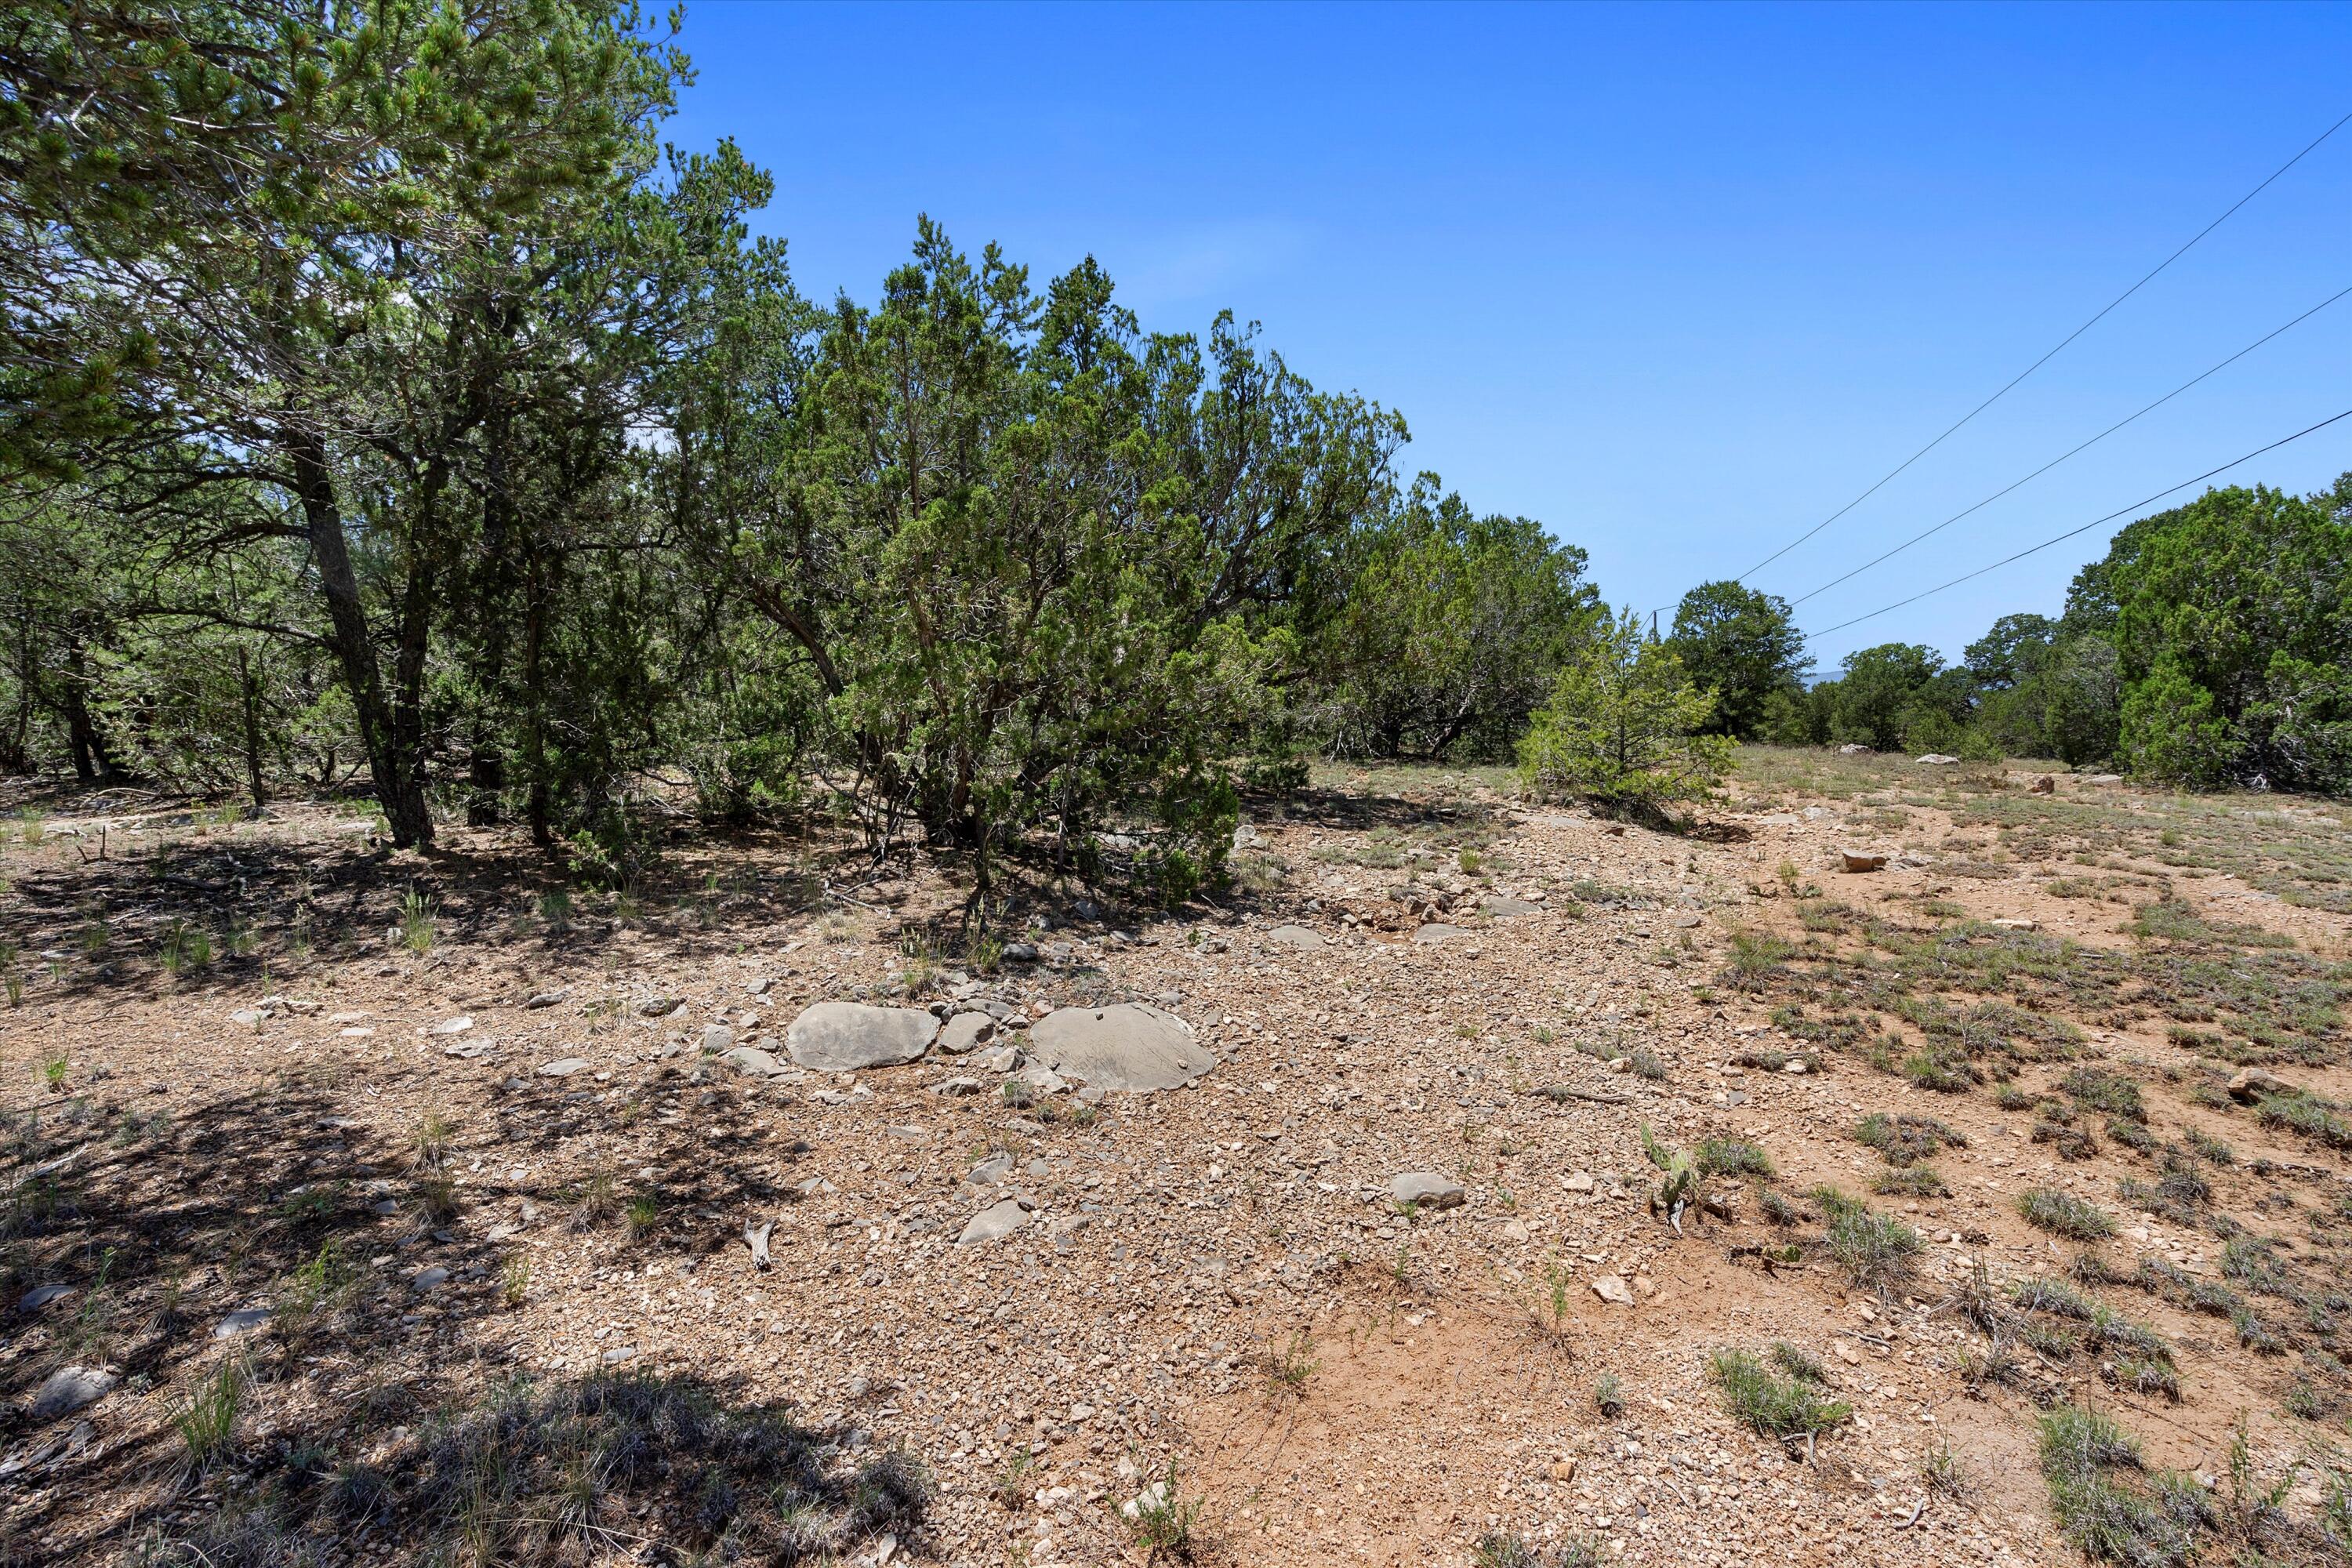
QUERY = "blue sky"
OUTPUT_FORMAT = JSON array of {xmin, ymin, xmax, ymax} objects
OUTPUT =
[{"xmin": 662, "ymin": 1, "xmax": 2352, "ymax": 673}]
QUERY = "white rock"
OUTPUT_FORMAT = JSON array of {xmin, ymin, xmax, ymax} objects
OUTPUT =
[
  {"xmin": 1389, "ymin": 1172, "xmax": 1465, "ymax": 1210},
  {"xmin": 1590, "ymin": 1273, "xmax": 1635, "ymax": 1305},
  {"xmin": 785, "ymin": 1002, "xmax": 939, "ymax": 1072},
  {"xmin": 1026, "ymin": 1003, "xmax": 1211, "ymax": 1092},
  {"xmin": 956, "ymin": 1199, "xmax": 1031, "ymax": 1245}
]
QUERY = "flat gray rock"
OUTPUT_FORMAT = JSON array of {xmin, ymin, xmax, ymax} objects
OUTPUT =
[
  {"xmin": 537, "ymin": 1057, "xmax": 591, "ymax": 1078},
  {"xmin": 524, "ymin": 988, "xmax": 569, "ymax": 1009},
  {"xmin": 17, "ymin": 1283, "xmax": 71, "ymax": 1312},
  {"xmin": 1413, "ymin": 923, "xmax": 1469, "ymax": 944},
  {"xmin": 31, "ymin": 1365, "xmax": 116, "ymax": 1422},
  {"xmin": 957, "ymin": 1199, "xmax": 1031, "ymax": 1245},
  {"xmin": 1026, "ymin": 1003, "xmax": 1211, "ymax": 1092},
  {"xmin": 1481, "ymin": 898, "xmax": 1540, "ymax": 917},
  {"xmin": 411, "ymin": 1265, "xmax": 450, "ymax": 1293},
  {"xmin": 786, "ymin": 1002, "xmax": 938, "ymax": 1072},
  {"xmin": 700, "ymin": 1024, "xmax": 736, "ymax": 1054},
  {"xmin": 1265, "ymin": 924, "xmax": 1327, "ymax": 949},
  {"xmin": 214, "ymin": 1307, "xmax": 270, "ymax": 1338},
  {"xmin": 1390, "ymin": 1172, "xmax": 1465, "ymax": 1210},
  {"xmin": 719, "ymin": 1046, "xmax": 786, "ymax": 1077},
  {"xmin": 428, "ymin": 1015, "xmax": 474, "ymax": 1036},
  {"xmin": 938, "ymin": 1012, "xmax": 995, "ymax": 1054}
]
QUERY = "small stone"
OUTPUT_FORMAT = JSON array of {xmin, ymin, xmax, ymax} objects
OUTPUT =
[
  {"xmin": 538, "ymin": 1057, "xmax": 591, "ymax": 1077},
  {"xmin": 966, "ymin": 1155, "xmax": 1014, "ymax": 1187},
  {"xmin": 931, "ymin": 1076, "xmax": 984, "ymax": 1097},
  {"xmin": 701, "ymin": 1023, "xmax": 737, "ymax": 1054},
  {"xmin": 1564, "ymin": 1171, "xmax": 1595, "ymax": 1193},
  {"xmin": 214, "ymin": 1307, "xmax": 270, "ymax": 1338},
  {"xmin": 938, "ymin": 1012, "xmax": 995, "ymax": 1055},
  {"xmin": 524, "ymin": 988, "xmax": 570, "ymax": 1009},
  {"xmin": 1783, "ymin": 1059, "xmax": 1809, "ymax": 1075},
  {"xmin": 427, "ymin": 1015, "xmax": 474, "ymax": 1036},
  {"xmin": 718, "ymin": 1046, "xmax": 786, "ymax": 1078},
  {"xmin": 1412, "ymin": 923, "xmax": 1468, "ymax": 943},
  {"xmin": 1389, "ymin": 1172, "xmax": 1465, "ymax": 1210},
  {"xmin": 637, "ymin": 997, "xmax": 681, "ymax": 1017},
  {"xmin": 228, "ymin": 1008, "xmax": 265, "ymax": 1031},
  {"xmin": 1590, "ymin": 1274, "xmax": 1634, "ymax": 1305},
  {"xmin": 30, "ymin": 1366, "xmax": 117, "ymax": 1422},
  {"xmin": 411, "ymin": 1266, "xmax": 451, "ymax": 1293},
  {"xmin": 957, "ymin": 1199, "xmax": 1030, "ymax": 1245},
  {"xmin": 1265, "ymin": 924, "xmax": 1327, "ymax": 950},
  {"xmin": 1548, "ymin": 1457, "xmax": 1577, "ymax": 1482},
  {"xmin": 1991, "ymin": 917, "xmax": 2038, "ymax": 931}
]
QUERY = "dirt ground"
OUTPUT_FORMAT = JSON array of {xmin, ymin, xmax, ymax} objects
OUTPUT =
[{"xmin": 2, "ymin": 750, "xmax": 2347, "ymax": 1567}]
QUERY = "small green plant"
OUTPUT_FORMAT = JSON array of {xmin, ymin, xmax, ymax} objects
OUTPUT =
[
  {"xmin": 993, "ymin": 1446, "xmax": 1036, "ymax": 1510},
  {"xmin": 1708, "ymin": 1348, "xmax": 1851, "ymax": 1440},
  {"xmin": 397, "ymin": 885, "xmax": 437, "ymax": 954},
  {"xmin": 1639, "ymin": 1123, "xmax": 1703, "ymax": 1234},
  {"xmin": 409, "ymin": 1110, "xmax": 457, "ymax": 1170},
  {"xmin": 159, "ymin": 918, "xmax": 212, "ymax": 976},
  {"xmin": 1127, "ymin": 1461, "xmax": 1202, "ymax": 1559},
  {"xmin": 568, "ymin": 1165, "xmax": 620, "ymax": 1231},
  {"xmin": 172, "ymin": 1356, "xmax": 249, "ymax": 1472},
  {"xmin": 538, "ymin": 885, "xmax": 575, "ymax": 933},
  {"xmin": 2037, "ymin": 1406, "xmax": 2207, "ymax": 1566},
  {"xmin": 2018, "ymin": 1186, "xmax": 2117, "ymax": 1240},
  {"xmin": 1812, "ymin": 1185, "xmax": 1922, "ymax": 1293},
  {"xmin": 1472, "ymin": 1534, "xmax": 1541, "ymax": 1568},
  {"xmin": 624, "ymin": 1192, "xmax": 660, "ymax": 1241},
  {"xmin": 1261, "ymin": 1330, "xmax": 1317, "ymax": 1395},
  {"xmin": 38, "ymin": 1051, "xmax": 68, "ymax": 1091},
  {"xmin": 1922, "ymin": 1439, "xmax": 1973, "ymax": 1499},
  {"xmin": 1592, "ymin": 1372, "xmax": 1624, "ymax": 1417},
  {"xmin": 499, "ymin": 1250, "xmax": 531, "ymax": 1309},
  {"xmin": 412, "ymin": 1173, "xmax": 459, "ymax": 1226},
  {"xmin": 1871, "ymin": 1163, "xmax": 1947, "ymax": 1197},
  {"xmin": 1694, "ymin": 1136, "xmax": 1772, "ymax": 1177}
]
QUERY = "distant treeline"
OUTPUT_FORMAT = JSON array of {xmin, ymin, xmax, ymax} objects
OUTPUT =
[
  {"xmin": 1, "ymin": 3, "xmax": 2344, "ymax": 903},
  {"xmin": 1704, "ymin": 475, "xmax": 2350, "ymax": 795}
]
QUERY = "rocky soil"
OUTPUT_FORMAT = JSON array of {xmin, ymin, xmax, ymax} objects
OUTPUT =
[{"xmin": 2, "ymin": 756, "xmax": 2347, "ymax": 1566}]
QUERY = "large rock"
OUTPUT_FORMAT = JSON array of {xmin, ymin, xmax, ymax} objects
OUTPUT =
[
  {"xmin": 1915, "ymin": 753, "xmax": 1959, "ymax": 766},
  {"xmin": 1265, "ymin": 924, "xmax": 1327, "ymax": 950},
  {"xmin": 1026, "ymin": 1003, "xmax": 1212, "ymax": 1092},
  {"xmin": 785, "ymin": 1002, "xmax": 938, "ymax": 1072},
  {"xmin": 957, "ymin": 1199, "xmax": 1031, "ymax": 1245},
  {"xmin": 2228, "ymin": 1066, "xmax": 2292, "ymax": 1103},
  {"xmin": 1389, "ymin": 1172, "xmax": 1465, "ymax": 1210},
  {"xmin": 1413, "ymin": 923, "xmax": 1469, "ymax": 944},
  {"xmin": 30, "ymin": 1365, "xmax": 116, "ymax": 1422},
  {"xmin": 1482, "ymin": 898, "xmax": 1540, "ymax": 917}
]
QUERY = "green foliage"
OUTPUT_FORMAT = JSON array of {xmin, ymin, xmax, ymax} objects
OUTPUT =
[
  {"xmin": 2095, "ymin": 477, "xmax": 2352, "ymax": 792},
  {"xmin": 1317, "ymin": 477, "xmax": 1602, "ymax": 760},
  {"xmin": 1518, "ymin": 611, "xmax": 1733, "ymax": 813},
  {"xmin": 1708, "ymin": 1348, "xmax": 1851, "ymax": 1438},
  {"xmin": 1667, "ymin": 580, "xmax": 1808, "ymax": 739},
  {"xmin": 2018, "ymin": 1186, "xmax": 2118, "ymax": 1240}
]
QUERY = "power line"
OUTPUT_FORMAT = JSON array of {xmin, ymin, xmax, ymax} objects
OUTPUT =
[
  {"xmin": 1786, "ymin": 284, "xmax": 2352, "ymax": 607},
  {"xmin": 1697, "ymin": 106, "xmax": 2352, "ymax": 601},
  {"xmin": 1800, "ymin": 408, "xmax": 2352, "ymax": 640}
]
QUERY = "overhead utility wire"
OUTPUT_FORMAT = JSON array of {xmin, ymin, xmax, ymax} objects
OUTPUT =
[
  {"xmin": 1785, "ymin": 284, "xmax": 2352, "ymax": 607},
  {"xmin": 1719, "ymin": 107, "xmax": 2352, "ymax": 593},
  {"xmin": 1802, "ymin": 408, "xmax": 2352, "ymax": 639}
]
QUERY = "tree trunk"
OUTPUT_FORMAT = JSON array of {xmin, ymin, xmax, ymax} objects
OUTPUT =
[
  {"xmin": 236, "ymin": 644, "xmax": 267, "ymax": 814},
  {"xmin": 289, "ymin": 429, "xmax": 433, "ymax": 846}
]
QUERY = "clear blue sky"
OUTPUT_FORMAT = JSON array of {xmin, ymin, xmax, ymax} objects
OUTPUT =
[{"xmin": 663, "ymin": 1, "xmax": 2352, "ymax": 673}]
